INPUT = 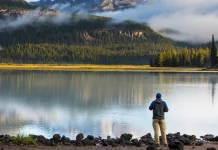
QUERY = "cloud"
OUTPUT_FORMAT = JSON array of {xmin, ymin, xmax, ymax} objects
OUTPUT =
[
  {"xmin": 0, "ymin": 3, "xmax": 90, "ymax": 31},
  {"xmin": 0, "ymin": 8, "xmax": 72, "ymax": 31},
  {"xmin": 94, "ymin": 0, "xmax": 218, "ymax": 43},
  {"xmin": 50, "ymin": 3, "xmax": 89, "ymax": 14}
]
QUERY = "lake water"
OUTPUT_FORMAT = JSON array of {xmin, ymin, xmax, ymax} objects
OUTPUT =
[{"xmin": 0, "ymin": 70, "xmax": 217, "ymax": 139}]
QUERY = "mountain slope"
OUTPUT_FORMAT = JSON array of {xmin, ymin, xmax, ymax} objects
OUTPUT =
[
  {"xmin": 30, "ymin": 0, "xmax": 146, "ymax": 12},
  {"xmin": 0, "ymin": 14, "xmax": 176, "ymax": 64},
  {"xmin": 0, "ymin": 0, "xmax": 36, "ymax": 9},
  {"xmin": 0, "ymin": 15, "xmax": 174, "ymax": 49}
]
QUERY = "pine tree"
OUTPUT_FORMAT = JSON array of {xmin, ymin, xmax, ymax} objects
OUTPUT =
[{"xmin": 211, "ymin": 35, "xmax": 217, "ymax": 67}]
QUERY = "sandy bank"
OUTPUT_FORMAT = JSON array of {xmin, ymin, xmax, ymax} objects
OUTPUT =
[{"xmin": 0, "ymin": 64, "xmax": 217, "ymax": 72}]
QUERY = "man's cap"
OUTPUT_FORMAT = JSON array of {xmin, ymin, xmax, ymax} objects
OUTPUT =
[{"xmin": 156, "ymin": 93, "xmax": 162, "ymax": 99}]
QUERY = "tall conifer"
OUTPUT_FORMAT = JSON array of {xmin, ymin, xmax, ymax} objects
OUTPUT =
[{"xmin": 211, "ymin": 35, "xmax": 217, "ymax": 67}]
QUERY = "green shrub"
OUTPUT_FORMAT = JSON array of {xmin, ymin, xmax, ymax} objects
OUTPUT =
[{"xmin": 10, "ymin": 135, "xmax": 37, "ymax": 145}]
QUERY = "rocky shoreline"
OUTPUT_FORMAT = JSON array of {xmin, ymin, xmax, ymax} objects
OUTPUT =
[{"xmin": 0, "ymin": 133, "xmax": 218, "ymax": 150}]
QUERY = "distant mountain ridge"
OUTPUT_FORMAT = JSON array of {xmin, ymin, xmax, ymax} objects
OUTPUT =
[
  {"xmin": 0, "ymin": 0, "xmax": 58, "ymax": 19},
  {"xmin": 30, "ymin": 0, "xmax": 147, "ymax": 12},
  {"xmin": 0, "ymin": 0, "xmax": 36, "ymax": 9}
]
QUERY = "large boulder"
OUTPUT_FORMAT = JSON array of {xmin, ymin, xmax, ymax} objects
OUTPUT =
[
  {"xmin": 120, "ymin": 134, "xmax": 133, "ymax": 141},
  {"xmin": 140, "ymin": 133, "xmax": 154, "ymax": 145},
  {"xmin": 131, "ymin": 138, "xmax": 139, "ymax": 145},
  {"xmin": 107, "ymin": 136, "xmax": 111, "ymax": 140},
  {"xmin": 168, "ymin": 140, "xmax": 184, "ymax": 150},
  {"xmin": 37, "ymin": 135, "xmax": 47, "ymax": 144},
  {"xmin": 53, "ymin": 134, "xmax": 61, "ymax": 143},
  {"xmin": 120, "ymin": 134, "xmax": 133, "ymax": 144},
  {"xmin": 179, "ymin": 136, "xmax": 191, "ymax": 145},
  {"xmin": 209, "ymin": 136, "xmax": 218, "ymax": 142},
  {"xmin": 188, "ymin": 135, "xmax": 196, "ymax": 142},
  {"xmin": 141, "ymin": 133, "xmax": 153, "ymax": 140},
  {"xmin": 3, "ymin": 135, "xmax": 10, "ymax": 144},
  {"xmin": 113, "ymin": 138, "xmax": 121, "ymax": 144},
  {"xmin": 206, "ymin": 147, "xmax": 216, "ymax": 150},
  {"xmin": 50, "ymin": 138, "xmax": 58, "ymax": 146},
  {"xmin": 87, "ymin": 135, "xmax": 94, "ymax": 141},
  {"xmin": 102, "ymin": 139, "xmax": 109, "ymax": 146},
  {"xmin": 200, "ymin": 134, "xmax": 214, "ymax": 141},
  {"xmin": 61, "ymin": 135, "xmax": 70, "ymax": 145},
  {"xmin": 167, "ymin": 133, "xmax": 192, "ymax": 145},
  {"xmin": 76, "ymin": 133, "xmax": 84, "ymax": 141}
]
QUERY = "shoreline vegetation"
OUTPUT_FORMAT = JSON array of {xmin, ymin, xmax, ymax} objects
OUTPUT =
[{"xmin": 0, "ymin": 64, "xmax": 218, "ymax": 72}]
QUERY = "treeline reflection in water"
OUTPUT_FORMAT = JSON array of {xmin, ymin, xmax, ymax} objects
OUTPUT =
[{"xmin": 0, "ymin": 70, "xmax": 217, "ymax": 139}]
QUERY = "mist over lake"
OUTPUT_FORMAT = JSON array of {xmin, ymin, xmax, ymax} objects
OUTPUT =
[{"xmin": 0, "ymin": 70, "xmax": 217, "ymax": 139}]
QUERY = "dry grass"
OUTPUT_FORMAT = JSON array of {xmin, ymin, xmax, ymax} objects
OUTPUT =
[
  {"xmin": 0, "ymin": 63, "xmax": 216, "ymax": 72},
  {"xmin": 10, "ymin": 135, "xmax": 38, "ymax": 145}
]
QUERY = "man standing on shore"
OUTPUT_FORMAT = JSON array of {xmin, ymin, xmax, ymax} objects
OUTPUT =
[{"xmin": 149, "ymin": 93, "xmax": 169, "ymax": 147}]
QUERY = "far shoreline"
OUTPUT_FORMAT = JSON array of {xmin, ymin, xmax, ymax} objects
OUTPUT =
[{"xmin": 0, "ymin": 64, "xmax": 218, "ymax": 72}]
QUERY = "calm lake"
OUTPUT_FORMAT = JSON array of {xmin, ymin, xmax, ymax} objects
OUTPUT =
[{"xmin": 0, "ymin": 70, "xmax": 217, "ymax": 139}]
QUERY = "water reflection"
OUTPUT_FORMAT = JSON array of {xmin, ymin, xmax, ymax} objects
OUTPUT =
[
  {"xmin": 210, "ymin": 75, "xmax": 217, "ymax": 106},
  {"xmin": 0, "ymin": 71, "xmax": 217, "ymax": 139}
]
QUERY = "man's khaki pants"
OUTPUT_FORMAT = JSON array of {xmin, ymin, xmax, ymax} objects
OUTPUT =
[{"xmin": 152, "ymin": 119, "xmax": 168, "ymax": 145}]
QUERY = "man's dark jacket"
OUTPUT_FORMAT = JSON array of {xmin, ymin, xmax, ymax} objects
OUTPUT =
[{"xmin": 149, "ymin": 99, "xmax": 169, "ymax": 120}]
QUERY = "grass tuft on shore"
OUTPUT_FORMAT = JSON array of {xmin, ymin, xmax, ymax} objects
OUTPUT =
[
  {"xmin": 0, "ymin": 63, "xmax": 211, "ymax": 72},
  {"xmin": 10, "ymin": 135, "xmax": 38, "ymax": 145}
]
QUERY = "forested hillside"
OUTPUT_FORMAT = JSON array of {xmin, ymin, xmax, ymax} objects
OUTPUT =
[{"xmin": 0, "ymin": 15, "xmax": 177, "ymax": 64}]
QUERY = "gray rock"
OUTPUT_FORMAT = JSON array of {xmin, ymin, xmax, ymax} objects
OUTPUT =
[
  {"xmin": 201, "ymin": 134, "xmax": 214, "ymax": 141},
  {"xmin": 37, "ymin": 135, "xmax": 47, "ymax": 144},
  {"xmin": 102, "ymin": 139, "xmax": 109, "ymax": 146},
  {"xmin": 76, "ymin": 133, "xmax": 84, "ymax": 141},
  {"xmin": 87, "ymin": 135, "xmax": 94, "ymax": 141},
  {"xmin": 189, "ymin": 135, "xmax": 197, "ymax": 142},
  {"xmin": 168, "ymin": 140, "xmax": 184, "ymax": 150},
  {"xmin": 120, "ymin": 133, "xmax": 133, "ymax": 142},
  {"xmin": 50, "ymin": 138, "xmax": 57, "ymax": 146},
  {"xmin": 61, "ymin": 135, "xmax": 70, "ymax": 144},
  {"xmin": 206, "ymin": 147, "xmax": 216, "ymax": 150},
  {"xmin": 53, "ymin": 134, "xmax": 61, "ymax": 143},
  {"xmin": 146, "ymin": 145, "xmax": 156, "ymax": 150},
  {"xmin": 3, "ymin": 135, "xmax": 10, "ymax": 144},
  {"xmin": 179, "ymin": 136, "xmax": 191, "ymax": 145},
  {"xmin": 209, "ymin": 136, "xmax": 218, "ymax": 142},
  {"xmin": 107, "ymin": 136, "xmax": 111, "ymax": 140},
  {"xmin": 131, "ymin": 138, "xmax": 139, "ymax": 146},
  {"xmin": 141, "ymin": 133, "xmax": 152, "ymax": 140}
]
